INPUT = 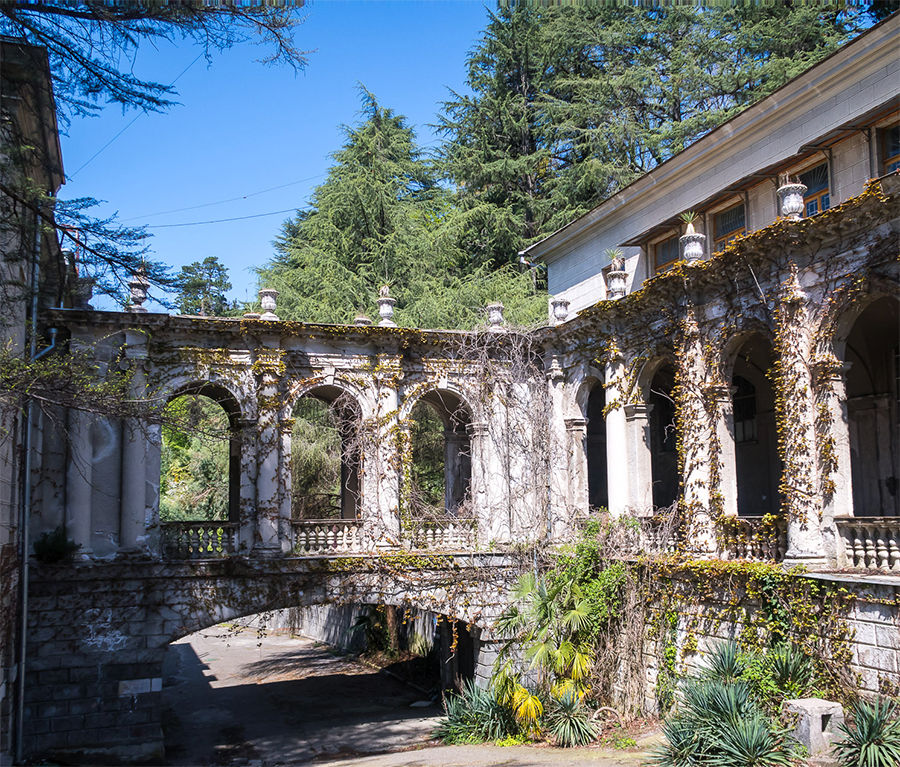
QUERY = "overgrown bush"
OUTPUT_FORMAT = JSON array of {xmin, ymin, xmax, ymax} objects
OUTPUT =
[
  {"xmin": 433, "ymin": 679, "xmax": 520, "ymax": 744},
  {"xmin": 32, "ymin": 526, "xmax": 81, "ymax": 563},
  {"xmin": 833, "ymin": 697, "xmax": 900, "ymax": 767}
]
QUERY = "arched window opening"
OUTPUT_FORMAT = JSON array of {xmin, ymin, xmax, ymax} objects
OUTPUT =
[
  {"xmin": 844, "ymin": 296, "xmax": 900, "ymax": 517},
  {"xmin": 291, "ymin": 389, "xmax": 361, "ymax": 521},
  {"xmin": 732, "ymin": 336, "xmax": 780, "ymax": 517},
  {"xmin": 160, "ymin": 392, "xmax": 237, "ymax": 522},
  {"xmin": 586, "ymin": 383, "xmax": 608, "ymax": 510},
  {"xmin": 649, "ymin": 364, "xmax": 679, "ymax": 509},
  {"xmin": 408, "ymin": 390, "xmax": 472, "ymax": 518}
]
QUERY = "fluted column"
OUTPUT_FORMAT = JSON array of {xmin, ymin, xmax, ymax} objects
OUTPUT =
[
  {"xmin": 120, "ymin": 331, "xmax": 150, "ymax": 552},
  {"xmin": 605, "ymin": 359, "xmax": 628, "ymax": 517},
  {"xmin": 776, "ymin": 266, "xmax": 827, "ymax": 566}
]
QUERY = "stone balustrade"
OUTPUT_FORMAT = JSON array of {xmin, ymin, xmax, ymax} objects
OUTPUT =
[
  {"xmin": 161, "ymin": 521, "xmax": 238, "ymax": 559},
  {"xmin": 403, "ymin": 518, "xmax": 476, "ymax": 550},
  {"xmin": 717, "ymin": 516, "xmax": 787, "ymax": 563},
  {"xmin": 836, "ymin": 517, "xmax": 900, "ymax": 571},
  {"xmin": 641, "ymin": 516, "xmax": 680, "ymax": 556},
  {"xmin": 292, "ymin": 519, "xmax": 363, "ymax": 555}
]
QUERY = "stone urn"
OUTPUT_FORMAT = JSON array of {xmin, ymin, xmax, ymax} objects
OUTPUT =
[
  {"xmin": 680, "ymin": 223, "xmax": 706, "ymax": 262},
  {"xmin": 73, "ymin": 276, "xmax": 95, "ymax": 311},
  {"xmin": 550, "ymin": 297, "xmax": 569, "ymax": 325},
  {"xmin": 128, "ymin": 271, "xmax": 149, "ymax": 313},
  {"xmin": 486, "ymin": 302, "xmax": 505, "ymax": 331},
  {"xmin": 259, "ymin": 288, "xmax": 279, "ymax": 321},
  {"xmin": 377, "ymin": 286, "xmax": 396, "ymax": 327},
  {"xmin": 606, "ymin": 269, "xmax": 627, "ymax": 299},
  {"xmin": 778, "ymin": 182, "xmax": 808, "ymax": 221},
  {"xmin": 354, "ymin": 314, "xmax": 373, "ymax": 326}
]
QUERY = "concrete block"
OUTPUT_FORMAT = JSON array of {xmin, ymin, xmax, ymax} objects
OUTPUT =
[{"xmin": 785, "ymin": 698, "xmax": 844, "ymax": 757}]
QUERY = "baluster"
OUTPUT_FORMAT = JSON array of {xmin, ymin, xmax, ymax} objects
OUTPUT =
[
  {"xmin": 297, "ymin": 526, "xmax": 307, "ymax": 554},
  {"xmin": 853, "ymin": 526, "xmax": 866, "ymax": 568},
  {"xmin": 864, "ymin": 527, "xmax": 877, "ymax": 569},
  {"xmin": 888, "ymin": 528, "xmax": 900, "ymax": 572},
  {"xmin": 876, "ymin": 526, "xmax": 889, "ymax": 570},
  {"xmin": 188, "ymin": 526, "xmax": 199, "ymax": 558},
  {"xmin": 326, "ymin": 525, "xmax": 336, "ymax": 551},
  {"xmin": 316, "ymin": 525, "xmax": 326, "ymax": 554}
]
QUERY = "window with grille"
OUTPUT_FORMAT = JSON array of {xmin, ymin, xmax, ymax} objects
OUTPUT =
[
  {"xmin": 732, "ymin": 375, "xmax": 757, "ymax": 444},
  {"xmin": 654, "ymin": 235, "xmax": 680, "ymax": 273},
  {"xmin": 883, "ymin": 125, "xmax": 900, "ymax": 175},
  {"xmin": 799, "ymin": 163, "xmax": 830, "ymax": 216},
  {"xmin": 713, "ymin": 204, "xmax": 745, "ymax": 252}
]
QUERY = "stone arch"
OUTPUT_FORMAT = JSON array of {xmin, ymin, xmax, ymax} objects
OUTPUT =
[
  {"xmin": 158, "ymin": 379, "xmax": 246, "ymax": 524},
  {"xmin": 287, "ymin": 383, "xmax": 365, "ymax": 521},
  {"xmin": 725, "ymin": 333, "xmax": 782, "ymax": 517},
  {"xmin": 400, "ymin": 385, "xmax": 475, "ymax": 516},
  {"xmin": 283, "ymin": 376, "xmax": 374, "ymax": 423},
  {"xmin": 832, "ymin": 293, "xmax": 900, "ymax": 517}
]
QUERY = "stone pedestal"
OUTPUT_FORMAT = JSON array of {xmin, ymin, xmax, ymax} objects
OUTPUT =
[{"xmin": 784, "ymin": 698, "xmax": 844, "ymax": 757}]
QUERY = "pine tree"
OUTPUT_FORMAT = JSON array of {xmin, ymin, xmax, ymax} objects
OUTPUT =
[{"xmin": 175, "ymin": 256, "xmax": 233, "ymax": 316}]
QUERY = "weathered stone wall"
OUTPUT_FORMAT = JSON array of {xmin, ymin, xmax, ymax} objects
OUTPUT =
[{"xmin": 21, "ymin": 555, "xmax": 512, "ymax": 763}]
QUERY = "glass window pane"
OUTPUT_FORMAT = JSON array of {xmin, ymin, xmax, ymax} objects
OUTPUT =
[
  {"xmin": 715, "ymin": 204, "xmax": 745, "ymax": 238},
  {"xmin": 800, "ymin": 163, "xmax": 829, "ymax": 195}
]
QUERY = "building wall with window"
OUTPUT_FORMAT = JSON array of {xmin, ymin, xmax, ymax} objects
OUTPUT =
[{"xmin": 528, "ymin": 15, "xmax": 900, "ymax": 316}]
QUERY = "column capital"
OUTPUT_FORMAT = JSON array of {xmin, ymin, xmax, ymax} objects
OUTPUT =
[
  {"xmin": 564, "ymin": 417, "xmax": 588, "ymax": 431},
  {"xmin": 624, "ymin": 402, "xmax": 654, "ymax": 421},
  {"xmin": 466, "ymin": 422, "xmax": 488, "ymax": 438}
]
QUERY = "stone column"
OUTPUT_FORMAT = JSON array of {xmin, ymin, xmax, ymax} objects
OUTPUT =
[
  {"xmin": 467, "ymin": 422, "xmax": 500, "ymax": 540},
  {"xmin": 707, "ymin": 384, "xmax": 738, "ymax": 519},
  {"xmin": 776, "ymin": 267, "xmax": 827, "ymax": 566},
  {"xmin": 253, "ymin": 344, "xmax": 284, "ymax": 556},
  {"xmin": 545, "ymin": 357, "xmax": 569, "ymax": 538},
  {"xmin": 65, "ymin": 407, "xmax": 93, "ymax": 557},
  {"xmin": 813, "ymin": 358, "xmax": 854, "ymax": 565},
  {"xmin": 605, "ymin": 360, "xmax": 629, "ymax": 517},
  {"xmin": 236, "ymin": 418, "xmax": 258, "ymax": 554},
  {"xmin": 624, "ymin": 404, "xmax": 654, "ymax": 513},
  {"xmin": 565, "ymin": 418, "xmax": 589, "ymax": 518},
  {"xmin": 444, "ymin": 431, "xmax": 466, "ymax": 513},
  {"xmin": 120, "ymin": 330, "xmax": 149, "ymax": 552},
  {"xmin": 278, "ymin": 417, "xmax": 294, "ymax": 552}
]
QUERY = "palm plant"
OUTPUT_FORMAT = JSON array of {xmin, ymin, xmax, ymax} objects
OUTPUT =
[{"xmin": 833, "ymin": 698, "xmax": 900, "ymax": 767}]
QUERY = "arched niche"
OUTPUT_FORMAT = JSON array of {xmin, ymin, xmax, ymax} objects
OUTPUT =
[
  {"xmin": 406, "ymin": 388, "xmax": 473, "ymax": 516},
  {"xmin": 159, "ymin": 383, "xmax": 242, "ymax": 523},
  {"xmin": 842, "ymin": 296, "xmax": 899, "ymax": 517},
  {"xmin": 585, "ymin": 381, "xmax": 609, "ymax": 510},
  {"xmin": 291, "ymin": 385, "xmax": 362, "ymax": 521},
  {"xmin": 730, "ymin": 334, "xmax": 781, "ymax": 517},
  {"xmin": 647, "ymin": 362, "xmax": 679, "ymax": 510}
]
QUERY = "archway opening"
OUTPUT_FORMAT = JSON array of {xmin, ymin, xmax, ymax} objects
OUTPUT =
[
  {"xmin": 649, "ymin": 363, "xmax": 679, "ymax": 510},
  {"xmin": 291, "ymin": 388, "xmax": 360, "ymax": 520},
  {"xmin": 160, "ymin": 389, "xmax": 238, "ymax": 523},
  {"xmin": 586, "ymin": 382, "xmax": 609, "ymax": 510},
  {"xmin": 731, "ymin": 334, "xmax": 781, "ymax": 517},
  {"xmin": 408, "ymin": 390, "xmax": 472, "ymax": 517},
  {"xmin": 844, "ymin": 296, "xmax": 899, "ymax": 516}
]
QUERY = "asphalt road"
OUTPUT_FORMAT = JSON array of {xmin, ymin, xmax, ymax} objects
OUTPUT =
[{"xmin": 161, "ymin": 627, "xmax": 658, "ymax": 766}]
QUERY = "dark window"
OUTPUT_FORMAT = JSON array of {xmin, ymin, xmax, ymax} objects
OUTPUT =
[
  {"xmin": 714, "ymin": 204, "xmax": 745, "ymax": 252},
  {"xmin": 799, "ymin": 163, "xmax": 830, "ymax": 216},
  {"xmin": 884, "ymin": 125, "xmax": 900, "ymax": 175},
  {"xmin": 655, "ymin": 235, "xmax": 680, "ymax": 273},
  {"xmin": 732, "ymin": 375, "xmax": 757, "ymax": 444}
]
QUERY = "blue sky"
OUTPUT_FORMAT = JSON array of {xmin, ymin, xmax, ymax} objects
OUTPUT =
[{"xmin": 59, "ymin": 1, "xmax": 490, "ymax": 310}]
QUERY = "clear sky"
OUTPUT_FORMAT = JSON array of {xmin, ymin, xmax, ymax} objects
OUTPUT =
[{"xmin": 58, "ymin": 1, "xmax": 491, "ymax": 310}]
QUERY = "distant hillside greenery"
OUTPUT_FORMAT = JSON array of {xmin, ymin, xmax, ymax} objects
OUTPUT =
[{"xmin": 255, "ymin": 5, "xmax": 864, "ymax": 330}]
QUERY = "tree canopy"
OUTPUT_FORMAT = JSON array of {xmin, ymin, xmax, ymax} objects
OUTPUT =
[{"xmin": 175, "ymin": 256, "xmax": 233, "ymax": 316}]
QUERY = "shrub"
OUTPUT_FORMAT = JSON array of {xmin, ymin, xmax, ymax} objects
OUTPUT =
[
  {"xmin": 833, "ymin": 697, "xmax": 900, "ymax": 767},
  {"xmin": 32, "ymin": 526, "xmax": 81, "ymax": 563},
  {"xmin": 433, "ymin": 679, "xmax": 519, "ymax": 744},
  {"xmin": 545, "ymin": 689, "xmax": 598, "ymax": 748}
]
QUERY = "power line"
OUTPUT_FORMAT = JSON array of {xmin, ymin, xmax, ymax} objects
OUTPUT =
[
  {"xmin": 68, "ymin": 51, "xmax": 205, "ymax": 179},
  {"xmin": 146, "ymin": 208, "xmax": 298, "ymax": 228}
]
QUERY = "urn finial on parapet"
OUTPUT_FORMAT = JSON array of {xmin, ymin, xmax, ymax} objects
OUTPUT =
[
  {"xmin": 259, "ymin": 288, "xmax": 279, "ymax": 321},
  {"xmin": 128, "ymin": 268, "xmax": 149, "ymax": 313},
  {"xmin": 377, "ymin": 286, "xmax": 396, "ymax": 327}
]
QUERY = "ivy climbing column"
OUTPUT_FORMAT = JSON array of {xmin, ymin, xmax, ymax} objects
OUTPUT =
[
  {"xmin": 813, "ymin": 357, "xmax": 854, "ymax": 537},
  {"xmin": 254, "ymin": 343, "xmax": 286, "ymax": 556}
]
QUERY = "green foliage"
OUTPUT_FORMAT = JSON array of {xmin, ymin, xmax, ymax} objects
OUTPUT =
[
  {"xmin": 545, "ymin": 689, "xmax": 598, "ymax": 748},
  {"xmin": 651, "ymin": 677, "xmax": 797, "ymax": 767},
  {"xmin": 175, "ymin": 256, "xmax": 233, "ymax": 316},
  {"xmin": 434, "ymin": 679, "xmax": 520, "ymax": 745},
  {"xmin": 159, "ymin": 394, "xmax": 230, "ymax": 522},
  {"xmin": 408, "ymin": 402, "xmax": 445, "ymax": 512},
  {"xmin": 833, "ymin": 698, "xmax": 900, "ymax": 767},
  {"xmin": 32, "ymin": 526, "xmax": 81, "ymax": 564},
  {"xmin": 702, "ymin": 640, "xmax": 748, "ymax": 684}
]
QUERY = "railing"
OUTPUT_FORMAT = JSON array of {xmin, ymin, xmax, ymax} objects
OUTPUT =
[
  {"xmin": 292, "ymin": 519, "xmax": 363, "ymax": 556},
  {"xmin": 836, "ymin": 517, "xmax": 900, "ymax": 571},
  {"xmin": 718, "ymin": 516, "xmax": 787, "ymax": 563},
  {"xmin": 161, "ymin": 521, "xmax": 238, "ymax": 559},
  {"xmin": 403, "ymin": 518, "xmax": 476, "ymax": 550},
  {"xmin": 641, "ymin": 516, "xmax": 680, "ymax": 556}
]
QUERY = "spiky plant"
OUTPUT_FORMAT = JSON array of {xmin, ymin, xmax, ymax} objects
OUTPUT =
[
  {"xmin": 766, "ymin": 644, "xmax": 813, "ymax": 699},
  {"xmin": 702, "ymin": 641, "xmax": 748, "ymax": 683},
  {"xmin": 707, "ymin": 714, "xmax": 796, "ymax": 766},
  {"xmin": 545, "ymin": 689, "xmax": 598, "ymax": 748},
  {"xmin": 833, "ymin": 698, "xmax": 900, "ymax": 767},
  {"xmin": 433, "ymin": 679, "xmax": 519, "ymax": 744}
]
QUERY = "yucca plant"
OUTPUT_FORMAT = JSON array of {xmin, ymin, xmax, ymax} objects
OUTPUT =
[
  {"xmin": 707, "ymin": 714, "xmax": 796, "ymax": 767},
  {"xmin": 702, "ymin": 641, "xmax": 748, "ymax": 683},
  {"xmin": 833, "ymin": 697, "xmax": 900, "ymax": 767},
  {"xmin": 433, "ymin": 679, "xmax": 519, "ymax": 744},
  {"xmin": 545, "ymin": 689, "xmax": 598, "ymax": 748},
  {"xmin": 766, "ymin": 644, "xmax": 813, "ymax": 699}
]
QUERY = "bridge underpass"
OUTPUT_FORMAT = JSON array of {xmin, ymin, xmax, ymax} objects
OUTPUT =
[{"xmin": 23, "ymin": 554, "xmax": 514, "ymax": 764}]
